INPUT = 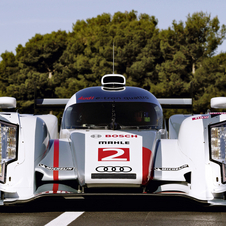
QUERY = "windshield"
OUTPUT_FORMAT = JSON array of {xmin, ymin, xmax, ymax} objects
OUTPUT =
[{"xmin": 62, "ymin": 102, "xmax": 163, "ymax": 130}]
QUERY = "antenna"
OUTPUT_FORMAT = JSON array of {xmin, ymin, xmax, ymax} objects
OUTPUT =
[{"xmin": 113, "ymin": 42, "xmax": 114, "ymax": 74}]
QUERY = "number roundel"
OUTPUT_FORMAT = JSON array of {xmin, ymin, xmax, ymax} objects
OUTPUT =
[{"xmin": 98, "ymin": 148, "xmax": 130, "ymax": 161}]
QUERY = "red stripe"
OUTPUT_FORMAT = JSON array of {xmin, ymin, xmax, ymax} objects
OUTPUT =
[
  {"xmin": 53, "ymin": 171, "xmax": 59, "ymax": 181},
  {"xmin": 142, "ymin": 147, "xmax": 152, "ymax": 185},
  {"xmin": 53, "ymin": 183, "xmax": 59, "ymax": 193},
  {"xmin": 53, "ymin": 139, "xmax": 59, "ymax": 181}
]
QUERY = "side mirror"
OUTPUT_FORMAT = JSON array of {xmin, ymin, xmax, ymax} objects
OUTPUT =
[
  {"xmin": 211, "ymin": 97, "xmax": 226, "ymax": 109},
  {"xmin": 0, "ymin": 97, "xmax": 16, "ymax": 109}
]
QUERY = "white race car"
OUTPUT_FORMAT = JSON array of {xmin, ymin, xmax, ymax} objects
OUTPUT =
[{"xmin": 0, "ymin": 74, "xmax": 226, "ymax": 206}]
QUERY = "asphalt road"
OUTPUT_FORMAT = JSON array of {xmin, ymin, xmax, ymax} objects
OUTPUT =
[{"xmin": 0, "ymin": 196, "xmax": 226, "ymax": 226}]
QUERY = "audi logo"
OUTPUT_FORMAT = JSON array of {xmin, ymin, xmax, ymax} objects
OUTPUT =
[{"xmin": 96, "ymin": 166, "xmax": 132, "ymax": 172}]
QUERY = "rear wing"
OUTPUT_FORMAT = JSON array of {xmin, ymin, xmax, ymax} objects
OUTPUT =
[
  {"xmin": 35, "ymin": 98, "xmax": 193, "ymax": 109},
  {"xmin": 35, "ymin": 99, "xmax": 69, "ymax": 109},
  {"xmin": 157, "ymin": 98, "xmax": 192, "ymax": 109}
]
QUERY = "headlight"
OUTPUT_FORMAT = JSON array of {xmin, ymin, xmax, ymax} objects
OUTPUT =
[
  {"xmin": 0, "ymin": 121, "xmax": 18, "ymax": 183},
  {"xmin": 210, "ymin": 121, "xmax": 226, "ymax": 183},
  {"xmin": 210, "ymin": 124, "xmax": 226, "ymax": 163}
]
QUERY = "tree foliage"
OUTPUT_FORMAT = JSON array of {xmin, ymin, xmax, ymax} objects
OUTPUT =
[{"xmin": 0, "ymin": 11, "xmax": 226, "ymax": 115}]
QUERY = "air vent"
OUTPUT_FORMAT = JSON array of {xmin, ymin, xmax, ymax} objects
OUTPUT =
[
  {"xmin": 101, "ymin": 74, "xmax": 126, "ymax": 90},
  {"xmin": 91, "ymin": 173, "xmax": 136, "ymax": 179}
]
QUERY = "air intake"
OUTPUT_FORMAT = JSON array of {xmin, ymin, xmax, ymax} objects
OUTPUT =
[{"xmin": 101, "ymin": 74, "xmax": 126, "ymax": 90}]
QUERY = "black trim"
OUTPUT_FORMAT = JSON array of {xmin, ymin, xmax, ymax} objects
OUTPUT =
[
  {"xmin": 184, "ymin": 172, "xmax": 191, "ymax": 184},
  {"xmin": 4, "ymin": 191, "xmax": 210, "ymax": 206},
  {"xmin": 91, "ymin": 173, "xmax": 136, "ymax": 179},
  {"xmin": 152, "ymin": 139, "xmax": 161, "ymax": 177}
]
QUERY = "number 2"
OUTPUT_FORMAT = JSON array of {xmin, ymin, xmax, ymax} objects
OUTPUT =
[{"xmin": 98, "ymin": 148, "xmax": 130, "ymax": 161}]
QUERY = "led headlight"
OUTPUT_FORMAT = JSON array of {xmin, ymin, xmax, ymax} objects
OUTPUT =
[
  {"xmin": 210, "ymin": 124, "xmax": 226, "ymax": 163},
  {"xmin": 0, "ymin": 121, "xmax": 18, "ymax": 183},
  {"xmin": 209, "ymin": 121, "xmax": 226, "ymax": 183}
]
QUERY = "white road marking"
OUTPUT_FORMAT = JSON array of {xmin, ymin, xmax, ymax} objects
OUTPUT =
[{"xmin": 45, "ymin": 211, "xmax": 84, "ymax": 226}]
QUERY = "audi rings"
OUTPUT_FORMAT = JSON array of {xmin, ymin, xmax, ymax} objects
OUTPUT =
[{"xmin": 96, "ymin": 166, "xmax": 132, "ymax": 172}]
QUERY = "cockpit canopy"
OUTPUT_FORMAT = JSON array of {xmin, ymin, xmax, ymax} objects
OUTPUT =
[
  {"xmin": 62, "ymin": 101, "xmax": 163, "ymax": 130},
  {"xmin": 62, "ymin": 74, "xmax": 163, "ymax": 130}
]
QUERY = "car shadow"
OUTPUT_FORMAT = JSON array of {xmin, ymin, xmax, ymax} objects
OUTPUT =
[{"xmin": 0, "ymin": 195, "xmax": 226, "ymax": 213}]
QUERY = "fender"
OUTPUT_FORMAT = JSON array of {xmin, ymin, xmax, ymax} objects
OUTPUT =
[{"xmin": 35, "ymin": 139, "xmax": 77, "ymax": 181}]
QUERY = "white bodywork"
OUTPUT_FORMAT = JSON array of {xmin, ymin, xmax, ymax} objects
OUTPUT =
[{"xmin": 1, "ymin": 80, "xmax": 226, "ymax": 206}]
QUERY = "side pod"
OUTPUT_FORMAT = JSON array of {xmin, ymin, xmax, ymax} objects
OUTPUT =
[
  {"xmin": 35, "ymin": 139, "xmax": 77, "ymax": 182},
  {"xmin": 153, "ymin": 139, "xmax": 192, "ymax": 194}
]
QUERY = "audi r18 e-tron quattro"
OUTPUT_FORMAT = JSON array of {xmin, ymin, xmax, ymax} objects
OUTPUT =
[{"xmin": 0, "ymin": 74, "xmax": 226, "ymax": 206}]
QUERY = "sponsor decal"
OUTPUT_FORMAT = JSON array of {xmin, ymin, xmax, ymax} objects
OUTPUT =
[
  {"xmin": 105, "ymin": 134, "xmax": 137, "ymax": 138},
  {"xmin": 78, "ymin": 96, "xmax": 94, "ymax": 100},
  {"xmin": 95, "ymin": 96, "xmax": 149, "ymax": 100},
  {"xmin": 192, "ymin": 116, "xmax": 209, "ymax": 120},
  {"xmin": 99, "ymin": 141, "xmax": 130, "ymax": 145},
  {"xmin": 39, "ymin": 163, "xmax": 74, "ymax": 171},
  {"xmin": 123, "ymin": 96, "xmax": 149, "ymax": 100},
  {"xmin": 96, "ymin": 97, "xmax": 122, "ymax": 100},
  {"xmin": 91, "ymin": 134, "xmax": 102, "ymax": 138},
  {"xmin": 98, "ymin": 148, "xmax": 130, "ymax": 161},
  {"xmin": 209, "ymin": 112, "xmax": 226, "ymax": 115},
  {"xmin": 154, "ymin": 164, "xmax": 189, "ymax": 171},
  {"xmin": 96, "ymin": 166, "xmax": 132, "ymax": 172}
]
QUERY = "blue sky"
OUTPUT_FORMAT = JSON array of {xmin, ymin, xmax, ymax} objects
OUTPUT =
[{"xmin": 1, "ymin": 0, "xmax": 226, "ymax": 60}]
